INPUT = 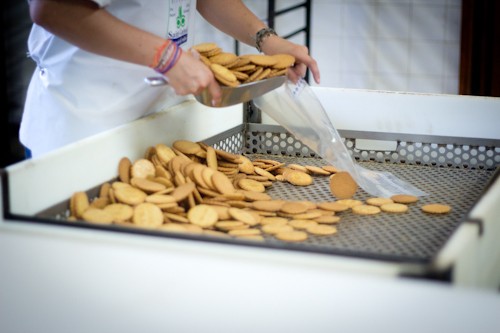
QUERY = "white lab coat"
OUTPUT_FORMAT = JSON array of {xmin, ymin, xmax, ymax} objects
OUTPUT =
[{"xmin": 20, "ymin": 0, "xmax": 197, "ymax": 157}]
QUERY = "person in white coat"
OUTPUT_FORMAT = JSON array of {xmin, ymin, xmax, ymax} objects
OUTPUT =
[{"xmin": 21, "ymin": 0, "xmax": 320, "ymax": 157}]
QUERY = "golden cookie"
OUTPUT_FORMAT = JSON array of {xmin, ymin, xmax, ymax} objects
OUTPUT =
[
  {"xmin": 305, "ymin": 165, "xmax": 330, "ymax": 176},
  {"xmin": 231, "ymin": 71, "xmax": 249, "ymax": 81},
  {"xmin": 290, "ymin": 210, "xmax": 321, "ymax": 220},
  {"xmin": 209, "ymin": 52, "xmax": 238, "ymax": 66},
  {"xmin": 114, "ymin": 186, "xmax": 147, "ymax": 206},
  {"xmin": 187, "ymin": 204, "xmax": 219, "ymax": 228},
  {"xmin": 238, "ymin": 178, "xmax": 266, "ymax": 193},
  {"xmin": 317, "ymin": 201, "xmax": 349, "ymax": 212},
  {"xmin": 352, "ymin": 205, "xmax": 381, "ymax": 215},
  {"xmin": 268, "ymin": 68, "xmax": 288, "ymax": 78},
  {"xmin": 215, "ymin": 221, "xmax": 249, "ymax": 231},
  {"xmin": 193, "ymin": 42, "xmax": 219, "ymax": 53},
  {"xmin": 336, "ymin": 199, "xmax": 363, "ymax": 208},
  {"xmin": 241, "ymin": 190, "xmax": 272, "ymax": 202},
  {"xmin": 145, "ymin": 194, "xmax": 176, "ymax": 204},
  {"xmin": 322, "ymin": 165, "xmax": 340, "ymax": 174},
  {"xmin": 275, "ymin": 231, "xmax": 308, "ymax": 242},
  {"xmin": 103, "ymin": 203, "xmax": 134, "ymax": 222},
  {"xmin": 133, "ymin": 202, "xmax": 164, "ymax": 228},
  {"xmin": 288, "ymin": 219, "xmax": 318, "ymax": 230},
  {"xmin": 260, "ymin": 217, "xmax": 289, "ymax": 226},
  {"xmin": 70, "ymin": 191, "xmax": 90, "ymax": 219},
  {"xmin": 262, "ymin": 224, "xmax": 294, "ymax": 235},
  {"xmin": 254, "ymin": 166, "xmax": 276, "ymax": 181},
  {"xmin": 82, "ymin": 208, "xmax": 114, "ymax": 224},
  {"xmin": 236, "ymin": 155, "xmax": 254, "ymax": 174},
  {"xmin": 284, "ymin": 170, "xmax": 313, "ymax": 186},
  {"xmin": 130, "ymin": 177, "xmax": 166, "ymax": 193},
  {"xmin": 252, "ymin": 200, "xmax": 285, "ymax": 212},
  {"xmin": 254, "ymin": 67, "xmax": 272, "ymax": 81},
  {"xmin": 155, "ymin": 143, "xmax": 177, "ymax": 165},
  {"xmin": 247, "ymin": 54, "xmax": 278, "ymax": 67},
  {"xmin": 131, "ymin": 158, "xmax": 156, "ymax": 179},
  {"xmin": 171, "ymin": 182, "xmax": 196, "ymax": 202},
  {"xmin": 172, "ymin": 140, "xmax": 202, "ymax": 155},
  {"xmin": 280, "ymin": 201, "xmax": 309, "ymax": 215},
  {"xmin": 329, "ymin": 171, "xmax": 358, "ymax": 199},
  {"xmin": 228, "ymin": 208, "xmax": 259, "ymax": 226},
  {"xmin": 271, "ymin": 54, "xmax": 294, "ymax": 68},
  {"xmin": 157, "ymin": 223, "xmax": 188, "ymax": 233},
  {"xmin": 210, "ymin": 63, "xmax": 237, "ymax": 83},
  {"xmin": 380, "ymin": 203, "xmax": 409, "ymax": 213},
  {"xmin": 306, "ymin": 224, "xmax": 337, "ymax": 236},
  {"xmin": 212, "ymin": 170, "xmax": 236, "ymax": 194},
  {"xmin": 118, "ymin": 157, "xmax": 131, "ymax": 184},
  {"xmin": 228, "ymin": 228, "xmax": 261, "ymax": 237},
  {"xmin": 391, "ymin": 194, "xmax": 419, "ymax": 204},
  {"xmin": 366, "ymin": 197, "xmax": 394, "ymax": 207},
  {"xmin": 244, "ymin": 66, "xmax": 264, "ymax": 83},
  {"xmin": 90, "ymin": 197, "xmax": 110, "ymax": 209},
  {"xmin": 199, "ymin": 55, "xmax": 212, "ymax": 67},
  {"xmin": 421, "ymin": 204, "xmax": 451, "ymax": 214},
  {"xmin": 205, "ymin": 146, "xmax": 218, "ymax": 171},
  {"xmin": 314, "ymin": 215, "xmax": 341, "ymax": 224}
]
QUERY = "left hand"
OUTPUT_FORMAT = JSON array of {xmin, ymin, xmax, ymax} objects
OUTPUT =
[{"xmin": 260, "ymin": 35, "xmax": 320, "ymax": 84}]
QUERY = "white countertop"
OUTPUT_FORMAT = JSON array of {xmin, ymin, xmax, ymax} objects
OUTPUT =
[{"xmin": 0, "ymin": 222, "xmax": 499, "ymax": 333}]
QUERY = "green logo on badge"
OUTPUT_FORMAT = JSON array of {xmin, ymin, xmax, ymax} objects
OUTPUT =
[{"xmin": 176, "ymin": 6, "xmax": 186, "ymax": 28}]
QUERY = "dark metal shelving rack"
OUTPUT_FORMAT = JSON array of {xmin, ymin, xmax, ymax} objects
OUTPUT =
[{"xmin": 234, "ymin": 0, "xmax": 312, "ymax": 82}]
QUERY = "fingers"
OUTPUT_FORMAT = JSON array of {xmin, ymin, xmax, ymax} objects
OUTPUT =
[
  {"xmin": 306, "ymin": 58, "xmax": 321, "ymax": 84},
  {"xmin": 207, "ymin": 77, "xmax": 222, "ymax": 107}
]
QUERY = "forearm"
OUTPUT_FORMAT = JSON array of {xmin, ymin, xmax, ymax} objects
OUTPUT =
[
  {"xmin": 29, "ymin": 0, "xmax": 163, "ymax": 67},
  {"xmin": 196, "ymin": 0, "xmax": 266, "ymax": 48}
]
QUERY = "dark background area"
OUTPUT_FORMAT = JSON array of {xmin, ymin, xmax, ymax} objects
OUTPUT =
[{"xmin": 2, "ymin": 0, "xmax": 35, "ymax": 167}]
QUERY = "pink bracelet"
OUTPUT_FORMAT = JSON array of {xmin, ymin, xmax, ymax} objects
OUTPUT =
[{"xmin": 150, "ymin": 40, "xmax": 183, "ymax": 75}]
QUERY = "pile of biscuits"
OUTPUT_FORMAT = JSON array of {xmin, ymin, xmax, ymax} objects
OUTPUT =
[
  {"xmin": 68, "ymin": 140, "xmax": 451, "ymax": 243},
  {"xmin": 192, "ymin": 42, "xmax": 295, "ymax": 87}
]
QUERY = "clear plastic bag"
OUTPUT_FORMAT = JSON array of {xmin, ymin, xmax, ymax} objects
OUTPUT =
[{"xmin": 254, "ymin": 79, "xmax": 427, "ymax": 198}]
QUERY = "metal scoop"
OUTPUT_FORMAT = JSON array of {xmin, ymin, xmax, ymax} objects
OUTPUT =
[{"xmin": 144, "ymin": 76, "xmax": 286, "ymax": 108}]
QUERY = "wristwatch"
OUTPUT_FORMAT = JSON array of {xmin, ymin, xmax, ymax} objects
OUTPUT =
[{"xmin": 255, "ymin": 27, "xmax": 278, "ymax": 53}]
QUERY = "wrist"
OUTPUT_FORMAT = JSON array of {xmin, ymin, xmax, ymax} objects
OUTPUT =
[
  {"xmin": 150, "ymin": 40, "xmax": 183, "ymax": 75},
  {"xmin": 254, "ymin": 27, "xmax": 278, "ymax": 53}
]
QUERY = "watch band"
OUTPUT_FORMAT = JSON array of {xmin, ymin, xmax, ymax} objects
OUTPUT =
[{"xmin": 255, "ymin": 27, "xmax": 278, "ymax": 53}]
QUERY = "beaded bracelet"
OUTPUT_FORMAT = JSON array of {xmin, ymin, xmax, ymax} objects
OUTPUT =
[{"xmin": 150, "ymin": 40, "xmax": 183, "ymax": 75}]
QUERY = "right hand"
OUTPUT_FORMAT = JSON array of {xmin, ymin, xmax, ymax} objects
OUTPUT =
[{"xmin": 164, "ymin": 51, "xmax": 222, "ymax": 106}]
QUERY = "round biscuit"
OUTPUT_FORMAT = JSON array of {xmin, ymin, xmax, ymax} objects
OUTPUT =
[
  {"xmin": 133, "ymin": 203, "xmax": 163, "ymax": 228},
  {"xmin": 193, "ymin": 42, "xmax": 219, "ymax": 53},
  {"xmin": 421, "ymin": 203, "xmax": 451, "ymax": 214},
  {"xmin": 275, "ymin": 231, "xmax": 308, "ymax": 242},
  {"xmin": 329, "ymin": 171, "xmax": 358, "ymax": 199},
  {"xmin": 306, "ymin": 224, "xmax": 337, "ymax": 236},
  {"xmin": 366, "ymin": 197, "xmax": 394, "ymax": 206},
  {"xmin": 271, "ymin": 54, "xmax": 295, "ymax": 69},
  {"xmin": 380, "ymin": 203, "xmax": 409, "ymax": 213},
  {"xmin": 352, "ymin": 205, "xmax": 381, "ymax": 215},
  {"xmin": 391, "ymin": 194, "xmax": 419, "ymax": 204},
  {"xmin": 210, "ymin": 63, "xmax": 237, "ymax": 82},
  {"xmin": 188, "ymin": 204, "xmax": 219, "ymax": 228}
]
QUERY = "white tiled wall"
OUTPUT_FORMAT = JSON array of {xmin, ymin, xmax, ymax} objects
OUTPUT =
[{"xmin": 194, "ymin": 0, "xmax": 462, "ymax": 94}]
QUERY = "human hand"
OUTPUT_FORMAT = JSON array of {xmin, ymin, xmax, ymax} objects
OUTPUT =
[
  {"xmin": 260, "ymin": 36, "xmax": 320, "ymax": 84},
  {"xmin": 164, "ymin": 50, "xmax": 222, "ymax": 106}
]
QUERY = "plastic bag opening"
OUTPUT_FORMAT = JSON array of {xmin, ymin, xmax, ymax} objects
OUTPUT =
[{"xmin": 253, "ymin": 79, "xmax": 427, "ymax": 198}]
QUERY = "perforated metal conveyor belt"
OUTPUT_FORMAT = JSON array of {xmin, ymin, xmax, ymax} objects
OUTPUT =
[{"xmin": 245, "ymin": 153, "xmax": 494, "ymax": 263}]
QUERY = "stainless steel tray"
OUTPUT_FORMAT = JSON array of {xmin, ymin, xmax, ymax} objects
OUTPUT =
[{"xmin": 145, "ymin": 76, "xmax": 286, "ymax": 107}]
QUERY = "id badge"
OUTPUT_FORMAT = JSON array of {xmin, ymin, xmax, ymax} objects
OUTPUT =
[{"xmin": 167, "ymin": 0, "xmax": 191, "ymax": 46}]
